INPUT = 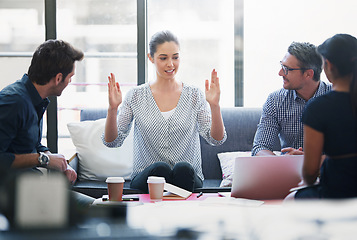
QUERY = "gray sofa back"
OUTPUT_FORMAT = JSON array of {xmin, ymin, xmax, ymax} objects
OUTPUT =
[
  {"xmin": 79, "ymin": 107, "xmax": 281, "ymax": 181},
  {"xmin": 81, "ymin": 108, "xmax": 107, "ymax": 121},
  {"xmin": 201, "ymin": 107, "xmax": 281, "ymax": 180}
]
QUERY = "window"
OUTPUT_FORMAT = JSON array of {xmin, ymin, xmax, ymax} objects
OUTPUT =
[
  {"xmin": 56, "ymin": 0, "xmax": 137, "ymax": 156},
  {"xmin": 3, "ymin": 0, "xmax": 356, "ymax": 159},
  {"xmin": 147, "ymin": 0, "xmax": 235, "ymax": 107},
  {"xmin": 0, "ymin": 0, "xmax": 47, "ymax": 145},
  {"xmin": 0, "ymin": 0, "xmax": 236, "ymax": 157},
  {"xmin": 56, "ymin": 0, "xmax": 235, "ymax": 157},
  {"xmin": 0, "ymin": 0, "xmax": 45, "ymax": 88},
  {"xmin": 243, "ymin": 0, "xmax": 357, "ymax": 107}
]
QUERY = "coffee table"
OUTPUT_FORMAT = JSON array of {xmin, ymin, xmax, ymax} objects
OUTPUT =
[
  {"xmin": 4, "ymin": 194, "xmax": 357, "ymax": 239},
  {"xmin": 123, "ymin": 196, "xmax": 357, "ymax": 239},
  {"xmin": 93, "ymin": 192, "xmax": 219, "ymax": 205}
]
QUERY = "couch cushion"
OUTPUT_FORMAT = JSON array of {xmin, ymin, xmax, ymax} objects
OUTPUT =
[
  {"xmin": 196, "ymin": 179, "xmax": 231, "ymax": 193},
  {"xmin": 74, "ymin": 107, "xmax": 278, "ymax": 195},
  {"xmin": 67, "ymin": 118, "xmax": 133, "ymax": 181},
  {"xmin": 217, "ymin": 151, "xmax": 252, "ymax": 187}
]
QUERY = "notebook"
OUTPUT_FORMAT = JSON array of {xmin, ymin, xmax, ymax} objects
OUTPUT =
[{"xmin": 230, "ymin": 155, "xmax": 304, "ymax": 200}]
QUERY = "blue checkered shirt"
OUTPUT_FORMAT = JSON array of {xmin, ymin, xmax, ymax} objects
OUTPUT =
[{"xmin": 251, "ymin": 81, "xmax": 331, "ymax": 156}]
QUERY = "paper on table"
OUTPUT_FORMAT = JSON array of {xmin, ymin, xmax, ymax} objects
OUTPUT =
[
  {"xmin": 203, "ymin": 196, "xmax": 264, "ymax": 207},
  {"xmin": 218, "ymin": 192, "xmax": 231, "ymax": 197}
]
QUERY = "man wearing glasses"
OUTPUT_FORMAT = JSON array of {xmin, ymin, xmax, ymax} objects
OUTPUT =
[{"xmin": 252, "ymin": 42, "xmax": 331, "ymax": 156}]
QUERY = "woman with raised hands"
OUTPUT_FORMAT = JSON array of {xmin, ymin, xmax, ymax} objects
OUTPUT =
[{"xmin": 103, "ymin": 30, "xmax": 226, "ymax": 193}]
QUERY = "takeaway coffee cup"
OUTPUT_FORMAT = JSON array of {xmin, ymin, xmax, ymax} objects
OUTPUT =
[
  {"xmin": 147, "ymin": 176, "xmax": 165, "ymax": 201},
  {"xmin": 106, "ymin": 177, "xmax": 125, "ymax": 201}
]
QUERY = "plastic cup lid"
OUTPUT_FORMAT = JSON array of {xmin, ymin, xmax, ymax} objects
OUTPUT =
[
  {"xmin": 106, "ymin": 177, "xmax": 125, "ymax": 183},
  {"xmin": 147, "ymin": 176, "xmax": 166, "ymax": 183}
]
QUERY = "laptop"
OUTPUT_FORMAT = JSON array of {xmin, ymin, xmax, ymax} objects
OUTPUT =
[{"xmin": 230, "ymin": 155, "xmax": 304, "ymax": 200}]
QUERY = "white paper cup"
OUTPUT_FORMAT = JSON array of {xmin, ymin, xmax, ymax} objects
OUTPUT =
[
  {"xmin": 147, "ymin": 176, "xmax": 165, "ymax": 201},
  {"xmin": 106, "ymin": 177, "xmax": 125, "ymax": 201}
]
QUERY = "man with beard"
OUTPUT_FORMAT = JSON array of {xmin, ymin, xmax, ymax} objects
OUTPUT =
[{"xmin": 252, "ymin": 42, "xmax": 331, "ymax": 156}]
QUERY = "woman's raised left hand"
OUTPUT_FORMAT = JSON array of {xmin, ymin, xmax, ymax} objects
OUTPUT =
[{"xmin": 205, "ymin": 69, "xmax": 221, "ymax": 107}]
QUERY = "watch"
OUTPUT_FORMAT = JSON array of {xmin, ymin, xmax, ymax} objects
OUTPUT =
[{"xmin": 38, "ymin": 152, "xmax": 50, "ymax": 166}]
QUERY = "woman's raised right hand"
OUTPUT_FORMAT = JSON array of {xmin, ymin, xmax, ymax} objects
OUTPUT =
[{"xmin": 108, "ymin": 73, "xmax": 122, "ymax": 109}]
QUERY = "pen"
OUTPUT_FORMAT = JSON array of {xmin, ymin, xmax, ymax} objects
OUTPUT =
[{"xmin": 197, "ymin": 192, "xmax": 203, "ymax": 198}]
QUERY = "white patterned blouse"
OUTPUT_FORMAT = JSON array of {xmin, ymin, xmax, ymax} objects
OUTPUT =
[{"xmin": 102, "ymin": 83, "xmax": 227, "ymax": 181}]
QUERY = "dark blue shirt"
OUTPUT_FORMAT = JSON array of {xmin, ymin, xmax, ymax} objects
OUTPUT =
[{"xmin": 0, "ymin": 74, "xmax": 50, "ymax": 168}]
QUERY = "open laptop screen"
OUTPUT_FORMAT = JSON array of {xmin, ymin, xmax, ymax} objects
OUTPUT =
[{"xmin": 231, "ymin": 155, "xmax": 303, "ymax": 200}]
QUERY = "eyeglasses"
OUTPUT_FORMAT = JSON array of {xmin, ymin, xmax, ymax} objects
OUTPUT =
[{"xmin": 280, "ymin": 61, "xmax": 309, "ymax": 75}]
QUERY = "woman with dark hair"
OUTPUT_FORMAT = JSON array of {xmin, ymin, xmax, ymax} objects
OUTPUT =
[
  {"xmin": 292, "ymin": 34, "xmax": 357, "ymax": 199},
  {"xmin": 103, "ymin": 30, "xmax": 226, "ymax": 193}
]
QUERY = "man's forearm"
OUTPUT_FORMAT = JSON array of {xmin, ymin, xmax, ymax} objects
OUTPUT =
[{"xmin": 12, "ymin": 153, "xmax": 40, "ymax": 168}]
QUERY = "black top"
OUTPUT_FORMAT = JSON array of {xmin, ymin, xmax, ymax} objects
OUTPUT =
[{"xmin": 302, "ymin": 91, "xmax": 357, "ymax": 198}]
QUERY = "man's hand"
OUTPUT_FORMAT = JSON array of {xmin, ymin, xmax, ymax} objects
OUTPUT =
[
  {"xmin": 256, "ymin": 149, "xmax": 276, "ymax": 156},
  {"xmin": 281, "ymin": 147, "xmax": 304, "ymax": 155},
  {"xmin": 64, "ymin": 164, "xmax": 77, "ymax": 184},
  {"xmin": 47, "ymin": 153, "xmax": 67, "ymax": 172},
  {"xmin": 47, "ymin": 153, "xmax": 77, "ymax": 183}
]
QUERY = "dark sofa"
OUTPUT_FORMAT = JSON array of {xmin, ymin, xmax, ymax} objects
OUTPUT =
[{"xmin": 69, "ymin": 107, "xmax": 279, "ymax": 198}]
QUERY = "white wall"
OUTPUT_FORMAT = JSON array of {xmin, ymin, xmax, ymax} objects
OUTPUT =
[{"xmin": 244, "ymin": 0, "xmax": 357, "ymax": 107}]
